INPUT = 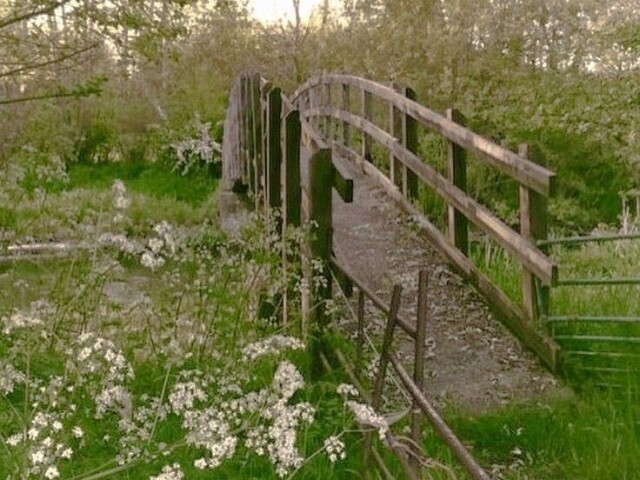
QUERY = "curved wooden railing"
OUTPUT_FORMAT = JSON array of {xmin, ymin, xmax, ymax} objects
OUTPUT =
[
  {"xmin": 222, "ymin": 73, "xmax": 560, "ymax": 372},
  {"xmin": 221, "ymin": 71, "xmax": 564, "ymax": 480},
  {"xmin": 296, "ymin": 74, "xmax": 559, "ymax": 368}
]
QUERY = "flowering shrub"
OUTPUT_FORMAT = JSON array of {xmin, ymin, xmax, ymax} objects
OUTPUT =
[
  {"xmin": 169, "ymin": 114, "xmax": 221, "ymax": 176},
  {"xmin": 0, "ymin": 174, "xmax": 397, "ymax": 479}
]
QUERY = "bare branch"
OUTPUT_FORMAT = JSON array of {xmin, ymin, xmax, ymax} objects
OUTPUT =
[
  {"xmin": 0, "ymin": 42, "xmax": 100, "ymax": 79},
  {"xmin": 0, "ymin": 1, "xmax": 74, "ymax": 31}
]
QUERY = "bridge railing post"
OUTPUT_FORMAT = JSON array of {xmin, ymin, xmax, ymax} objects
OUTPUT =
[
  {"xmin": 266, "ymin": 87, "xmax": 283, "ymax": 216},
  {"xmin": 283, "ymin": 111, "xmax": 301, "ymax": 229},
  {"xmin": 341, "ymin": 83, "xmax": 350, "ymax": 147},
  {"xmin": 402, "ymin": 88, "xmax": 419, "ymax": 201},
  {"xmin": 390, "ymin": 83, "xmax": 403, "ymax": 188},
  {"xmin": 518, "ymin": 144, "xmax": 549, "ymax": 324},
  {"xmin": 322, "ymin": 77, "xmax": 332, "ymax": 140},
  {"xmin": 249, "ymin": 74, "xmax": 263, "ymax": 205},
  {"xmin": 446, "ymin": 108, "xmax": 469, "ymax": 256},
  {"xmin": 361, "ymin": 88, "xmax": 373, "ymax": 162},
  {"xmin": 308, "ymin": 147, "xmax": 333, "ymax": 378}
]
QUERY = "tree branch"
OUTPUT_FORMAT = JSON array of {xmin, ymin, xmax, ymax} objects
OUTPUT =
[
  {"xmin": 0, "ymin": 1, "xmax": 74, "ymax": 31},
  {"xmin": 0, "ymin": 42, "xmax": 100, "ymax": 79}
]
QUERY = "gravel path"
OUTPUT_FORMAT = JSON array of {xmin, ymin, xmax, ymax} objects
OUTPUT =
[{"xmin": 331, "ymin": 156, "xmax": 569, "ymax": 413}]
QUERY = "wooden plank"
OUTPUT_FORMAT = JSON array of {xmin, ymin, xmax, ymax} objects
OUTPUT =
[
  {"xmin": 341, "ymin": 83, "xmax": 350, "ymax": 147},
  {"xmin": 331, "ymin": 142, "xmax": 560, "ymax": 373},
  {"xmin": 332, "ymin": 161, "xmax": 354, "ymax": 203},
  {"xmin": 390, "ymin": 83, "xmax": 403, "ymax": 187},
  {"xmin": 519, "ymin": 144, "xmax": 549, "ymax": 322},
  {"xmin": 283, "ymin": 110, "xmax": 301, "ymax": 227},
  {"xmin": 319, "ymin": 114, "xmax": 556, "ymax": 286},
  {"xmin": 365, "ymin": 285, "xmax": 402, "ymax": 468},
  {"xmin": 309, "ymin": 148, "xmax": 334, "ymax": 327},
  {"xmin": 412, "ymin": 270, "xmax": 428, "ymax": 471},
  {"xmin": 250, "ymin": 74, "xmax": 262, "ymax": 203},
  {"xmin": 403, "ymin": 87, "xmax": 419, "ymax": 201},
  {"xmin": 267, "ymin": 88, "xmax": 283, "ymax": 211},
  {"xmin": 361, "ymin": 88, "xmax": 373, "ymax": 162},
  {"xmin": 292, "ymin": 75, "xmax": 555, "ymax": 196},
  {"xmin": 447, "ymin": 108, "xmax": 468, "ymax": 256},
  {"xmin": 323, "ymin": 80, "xmax": 333, "ymax": 139}
]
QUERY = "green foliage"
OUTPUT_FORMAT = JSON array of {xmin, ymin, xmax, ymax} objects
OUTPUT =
[{"xmin": 452, "ymin": 389, "xmax": 640, "ymax": 479}]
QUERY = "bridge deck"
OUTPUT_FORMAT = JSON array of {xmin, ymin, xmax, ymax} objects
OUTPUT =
[{"xmin": 329, "ymin": 154, "xmax": 568, "ymax": 411}]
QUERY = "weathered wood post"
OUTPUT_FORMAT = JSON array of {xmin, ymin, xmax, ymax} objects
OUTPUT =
[
  {"xmin": 403, "ymin": 87, "xmax": 419, "ymax": 200},
  {"xmin": 518, "ymin": 143, "xmax": 549, "ymax": 323},
  {"xmin": 411, "ymin": 270, "xmax": 429, "ymax": 473},
  {"xmin": 364, "ymin": 285, "xmax": 403, "ymax": 469},
  {"xmin": 221, "ymin": 77, "xmax": 244, "ymax": 191},
  {"xmin": 283, "ymin": 111, "xmax": 301, "ymax": 228},
  {"xmin": 390, "ymin": 83, "xmax": 404, "ymax": 188},
  {"xmin": 361, "ymin": 88, "xmax": 373, "ymax": 162},
  {"xmin": 281, "ymin": 110, "xmax": 301, "ymax": 329},
  {"xmin": 266, "ymin": 87, "xmax": 282, "ymax": 213},
  {"xmin": 309, "ymin": 148, "xmax": 333, "ymax": 319},
  {"xmin": 322, "ymin": 77, "xmax": 333, "ymax": 140},
  {"xmin": 260, "ymin": 81, "xmax": 272, "ymax": 209},
  {"xmin": 308, "ymin": 147, "xmax": 333, "ymax": 378},
  {"xmin": 250, "ymin": 74, "xmax": 263, "ymax": 203},
  {"xmin": 446, "ymin": 108, "xmax": 468, "ymax": 256},
  {"xmin": 341, "ymin": 83, "xmax": 350, "ymax": 147}
]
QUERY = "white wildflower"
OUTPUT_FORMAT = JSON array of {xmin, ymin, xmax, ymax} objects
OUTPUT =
[
  {"xmin": 148, "ymin": 237, "xmax": 164, "ymax": 254},
  {"xmin": 150, "ymin": 463, "xmax": 184, "ymax": 480},
  {"xmin": 141, "ymin": 251, "xmax": 165, "ymax": 270},
  {"xmin": 60, "ymin": 447, "xmax": 73, "ymax": 460},
  {"xmin": 72, "ymin": 426, "xmax": 84, "ymax": 439},
  {"xmin": 6, "ymin": 433, "xmax": 23, "ymax": 447},
  {"xmin": 323, "ymin": 436, "xmax": 346, "ymax": 463},
  {"xmin": 242, "ymin": 335, "xmax": 305, "ymax": 361},
  {"xmin": 345, "ymin": 401, "xmax": 389, "ymax": 440},
  {"xmin": 44, "ymin": 465, "xmax": 60, "ymax": 479},
  {"xmin": 0, "ymin": 363, "xmax": 26, "ymax": 394},
  {"xmin": 168, "ymin": 381, "xmax": 208, "ymax": 415},
  {"xmin": 272, "ymin": 361, "xmax": 304, "ymax": 401},
  {"xmin": 336, "ymin": 383, "xmax": 359, "ymax": 398}
]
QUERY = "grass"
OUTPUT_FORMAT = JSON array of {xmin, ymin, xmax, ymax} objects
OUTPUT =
[
  {"xmin": 450, "ymin": 387, "xmax": 640, "ymax": 479},
  {"xmin": 0, "ymin": 162, "xmax": 391, "ymax": 479},
  {"xmin": 2, "ymin": 160, "xmax": 219, "ymax": 244},
  {"xmin": 3, "ymin": 156, "xmax": 640, "ymax": 479}
]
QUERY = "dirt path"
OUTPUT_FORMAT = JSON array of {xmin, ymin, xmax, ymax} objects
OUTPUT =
[{"xmin": 331, "ymin": 156, "xmax": 569, "ymax": 413}]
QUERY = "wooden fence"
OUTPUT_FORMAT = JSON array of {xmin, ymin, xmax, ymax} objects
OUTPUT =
[
  {"xmin": 289, "ymin": 73, "xmax": 561, "ymax": 372},
  {"xmin": 326, "ymin": 262, "xmax": 492, "ymax": 479},
  {"xmin": 220, "ymin": 71, "xmax": 569, "ymax": 478}
]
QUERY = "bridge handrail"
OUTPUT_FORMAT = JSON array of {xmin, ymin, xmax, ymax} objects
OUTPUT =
[
  {"xmin": 222, "ymin": 72, "xmax": 561, "ymax": 373},
  {"xmin": 301, "ymin": 105, "xmax": 555, "ymax": 286},
  {"xmin": 292, "ymin": 74, "xmax": 555, "ymax": 196}
]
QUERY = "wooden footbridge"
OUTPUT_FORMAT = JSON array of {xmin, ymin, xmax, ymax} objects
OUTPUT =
[{"xmin": 220, "ymin": 72, "xmax": 640, "ymax": 476}]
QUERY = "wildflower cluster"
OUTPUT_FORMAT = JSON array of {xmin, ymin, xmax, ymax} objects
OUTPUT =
[
  {"xmin": 170, "ymin": 114, "xmax": 220, "ymax": 176},
  {"xmin": 150, "ymin": 463, "xmax": 185, "ymax": 480},
  {"xmin": 323, "ymin": 436, "xmax": 347, "ymax": 463},
  {"xmin": 242, "ymin": 334, "xmax": 305, "ymax": 361},
  {"xmin": 345, "ymin": 401, "xmax": 389, "ymax": 441},
  {"xmin": 112, "ymin": 179, "xmax": 131, "ymax": 223},
  {"xmin": 141, "ymin": 221, "xmax": 176, "ymax": 270}
]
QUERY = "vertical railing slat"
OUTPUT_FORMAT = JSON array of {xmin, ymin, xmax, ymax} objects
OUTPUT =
[
  {"xmin": 446, "ymin": 108, "xmax": 469, "ymax": 256},
  {"xmin": 519, "ymin": 143, "xmax": 549, "ymax": 323}
]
